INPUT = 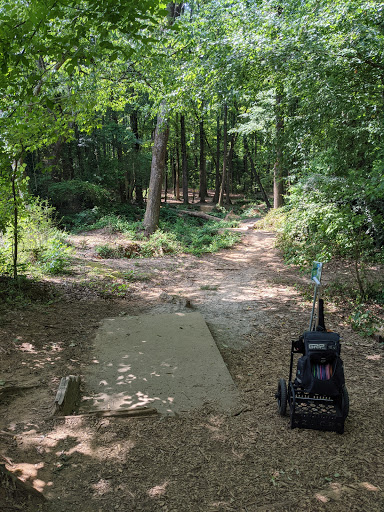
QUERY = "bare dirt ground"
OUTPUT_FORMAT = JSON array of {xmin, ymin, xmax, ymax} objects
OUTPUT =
[{"xmin": 0, "ymin": 221, "xmax": 383, "ymax": 512}]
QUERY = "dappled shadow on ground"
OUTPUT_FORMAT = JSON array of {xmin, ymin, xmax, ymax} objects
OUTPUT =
[
  {"xmin": 0, "ymin": 225, "xmax": 383, "ymax": 511},
  {"xmin": 1, "ymin": 400, "xmax": 382, "ymax": 512}
]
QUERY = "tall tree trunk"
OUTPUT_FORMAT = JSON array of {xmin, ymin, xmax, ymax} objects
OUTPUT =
[
  {"xmin": 225, "ymin": 133, "xmax": 235, "ymax": 205},
  {"xmin": 10, "ymin": 156, "xmax": 24, "ymax": 280},
  {"xmin": 11, "ymin": 161, "xmax": 19, "ymax": 280},
  {"xmin": 130, "ymin": 109, "xmax": 143, "ymax": 206},
  {"xmin": 167, "ymin": 2, "xmax": 183, "ymax": 18},
  {"xmin": 171, "ymin": 154, "xmax": 176, "ymax": 198},
  {"xmin": 75, "ymin": 125, "xmax": 83, "ymax": 178},
  {"xmin": 274, "ymin": 88, "xmax": 284, "ymax": 208},
  {"xmin": 164, "ymin": 151, "xmax": 168, "ymax": 203},
  {"xmin": 213, "ymin": 114, "xmax": 221, "ymax": 203},
  {"xmin": 175, "ymin": 143, "xmax": 181, "ymax": 200},
  {"xmin": 242, "ymin": 153, "xmax": 248, "ymax": 193},
  {"xmin": 174, "ymin": 114, "xmax": 181, "ymax": 200},
  {"xmin": 199, "ymin": 116, "xmax": 208, "ymax": 202},
  {"xmin": 218, "ymin": 103, "xmax": 228, "ymax": 207},
  {"xmin": 112, "ymin": 111, "xmax": 126, "ymax": 202},
  {"xmin": 63, "ymin": 141, "xmax": 74, "ymax": 181},
  {"xmin": 180, "ymin": 114, "xmax": 188, "ymax": 204},
  {"xmin": 45, "ymin": 138, "xmax": 62, "ymax": 181},
  {"xmin": 143, "ymin": 104, "xmax": 169, "ymax": 235},
  {"xmin": 243, "ymin": 136, "xmax": 271, "ymax": 209}
]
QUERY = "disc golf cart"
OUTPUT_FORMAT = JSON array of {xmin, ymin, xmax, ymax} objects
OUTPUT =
[{"xmin": 276, "ymin": 262, "xmax": 349, "ymax": 434}]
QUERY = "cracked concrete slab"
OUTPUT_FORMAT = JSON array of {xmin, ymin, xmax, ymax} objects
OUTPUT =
[{"xmin": 82, "ymin": 312, "xmax": 242, "ymax": 415}]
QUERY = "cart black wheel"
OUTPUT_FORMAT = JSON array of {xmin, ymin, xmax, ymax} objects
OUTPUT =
[
  {"xmin": 341, "ymin": 385, "xmax": 349, "ymax": 419},
  {"xmin": 276, "ymin": 378, "xmax": 287, "ymax": 416}
]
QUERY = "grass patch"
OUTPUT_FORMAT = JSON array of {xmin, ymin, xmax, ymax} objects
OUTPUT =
[
  {"xmin": 75, "ymin": 206, "xmax": 241, "ymax": 258},
  {"xmin": 158, "ymin": 210, "xmax": 241, "ymax": 256}
]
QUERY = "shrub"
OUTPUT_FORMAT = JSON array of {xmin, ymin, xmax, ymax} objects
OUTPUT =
[
  {"xmin": 0, "ymin": 198, "xmax": 73, "ymax": 277},
  {"xmin": 254, "ymin": 208, "xmax": 286, "ymax": 231},
  {"xmin": 88, "ymin": 214, "xmax": 140, "ymax": 237},
  {"xmin": 275, "ymin": 174, "xmax": 384, "ymax": 267},
  {"xmin": 95, "ymin": 244, "xmax": 127, "ymax": 259},
  {"xmin": 38, "ymin": 238, "xmax": 73, "ymax": 274},
  {"xmin": 48, "ymin": 180, "xmax": 112, "ymax": 212},
  {"xmin": 141, "ymin": 230, "xmax": 181, "ymax": 257},
  {"xmin": 350, "ymin": 305, "xmax": 379, "ymax": 337}
]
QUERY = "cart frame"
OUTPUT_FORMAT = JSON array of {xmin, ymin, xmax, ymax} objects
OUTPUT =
[{"xmin": 275, "ymin": 262, "xmax": 349, "ymax": 434}]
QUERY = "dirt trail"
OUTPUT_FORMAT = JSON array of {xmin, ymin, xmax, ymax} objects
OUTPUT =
[
  {"xmin": 0, "ymin": 223, "xmax": 383, "ymax": 512},
  {"xmin": 90, "ymin": 225, "xmax": 311, "ymax": 349}
]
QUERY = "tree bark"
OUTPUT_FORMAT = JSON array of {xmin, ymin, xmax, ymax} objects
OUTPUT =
[
  {"xmin": 213, "ymin": 114, "xmax": 221, "ymax": 203},
  {"xmin": 130, "ymin": 109, "xmax": 144, "ymax": 206},
  {"xmin": 175, "ymin": 143, "xmax": 181, "ymax": 200},
  {"xmin": 274, "ymin": 89, "xmax": 284, "ymax": 208},
  {"xmin": 112, "ymin": 111, "xmax": 126, "ymax": 202},
  {"xmin": 243, "ymin": 136, "xmax": 271, "ymax": 208},
  {"xmin": 174, "ymin": 114, "xmax": 181, "ymax": 200},
  {"xmin": 180, "ymin": 114, "xmax": 189, "ymax": 204},
  {"xmin": 164, "ymin": 151, "xmax": 168, "ymax": 203},
  {"xmin": 226, "ymin": 133, "xmax": 235, "ymax": 205},
  {"xmin": 177, "ymin": 210, "xmax": 220, "ymax": 221},
  {"xmin": 62, "ymin": 141, "xmax": 74, "ymax": 181},
  {"xmin": 143, "ymin": 2, "xmax": 180, "ymax": 228},
  {"xmin": 11, "ymin": 161, "xmax": 19, "ymax": 280},
  {"xmin": 143, "ymin": 104, "xmax": 169, "ymax": 235},
  {"xmin": 218, "ymin": 103, "xmax": 228, "ymax": 207},
  {"xmin": 75, "ymin": 125, "xmax": 83, "ymax": 178},
  {"xmin": 199, "ymin": 116, "xmax": 208, "ymax": 202},
  {"xmin": 167, "ymin": 2, "xmax": 183, "ymax": 19}
]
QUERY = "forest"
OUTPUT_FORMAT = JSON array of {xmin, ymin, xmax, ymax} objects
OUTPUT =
[
  {"xmin": 0, "ymin": 1, "xmax": 383, "ymax": 511},
  {"xmin": 0, "ymin": 0, "xmax": 383, "ymax": 281}
]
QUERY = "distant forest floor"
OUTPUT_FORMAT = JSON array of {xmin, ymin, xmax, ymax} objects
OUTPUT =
[{"xmin": 0, "ymin": 220, "xmax": 383, "ymax": 512}]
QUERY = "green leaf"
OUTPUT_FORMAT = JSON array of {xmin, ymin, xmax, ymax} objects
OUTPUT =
[{"xmin": 99, "ymin": 41, "xmax": 115, "ymax": 50}]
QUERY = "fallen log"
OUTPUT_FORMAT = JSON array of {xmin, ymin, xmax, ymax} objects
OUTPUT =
[
  {"xmin": 52, "ymin": 407, "xmax": 158, "ymax": 420},
  {"xmin": 177, "ymin": 210, "xmax": 221, "ymax": 222}
]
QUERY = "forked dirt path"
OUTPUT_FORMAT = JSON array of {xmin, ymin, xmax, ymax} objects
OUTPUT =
[{"xmin": 0, "ymin": 223, "xmax": 382, "ymax": 512}]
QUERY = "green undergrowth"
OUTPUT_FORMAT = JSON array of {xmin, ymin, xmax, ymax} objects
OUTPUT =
[
  {"xmin": 255, "ymin": 209, "xmax": 384, "ymax": 338},
  {"xmin": 324, "ymin": 279, "xmax": 384, "ymax": 337},
  {"xmin": 253, "ymin": 207, "xmax": 286, "ymax": 231},
  {"xmin": 0, "ymin": 199, "xmax": 73, "ymax": 278},
  {"xmin": 0, "ymin": 200, "xmax": 245, "ymax": 282},
  {"xmin": 288, "ymin": 277, "xmax": 383, "ymax": 338},
  {"xmin": 83, "ymin": 206, "xmax": 242, "ymax": 258}
]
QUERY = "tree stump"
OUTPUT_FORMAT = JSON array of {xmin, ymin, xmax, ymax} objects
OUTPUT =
[{"xmin": 52, "ymin": 376, "xmax": 81, "ymax": 416}]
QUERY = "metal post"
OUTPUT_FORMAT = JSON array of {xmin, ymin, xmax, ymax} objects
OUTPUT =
[{"xmin": 309, "ymin": 262, "xmax": 323, "ymax": 331}]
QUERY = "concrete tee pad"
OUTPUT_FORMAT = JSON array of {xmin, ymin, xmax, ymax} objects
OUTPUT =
[{"xmin": 82, "ymin": 312, "xmax": 242, "ymax": 415}]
